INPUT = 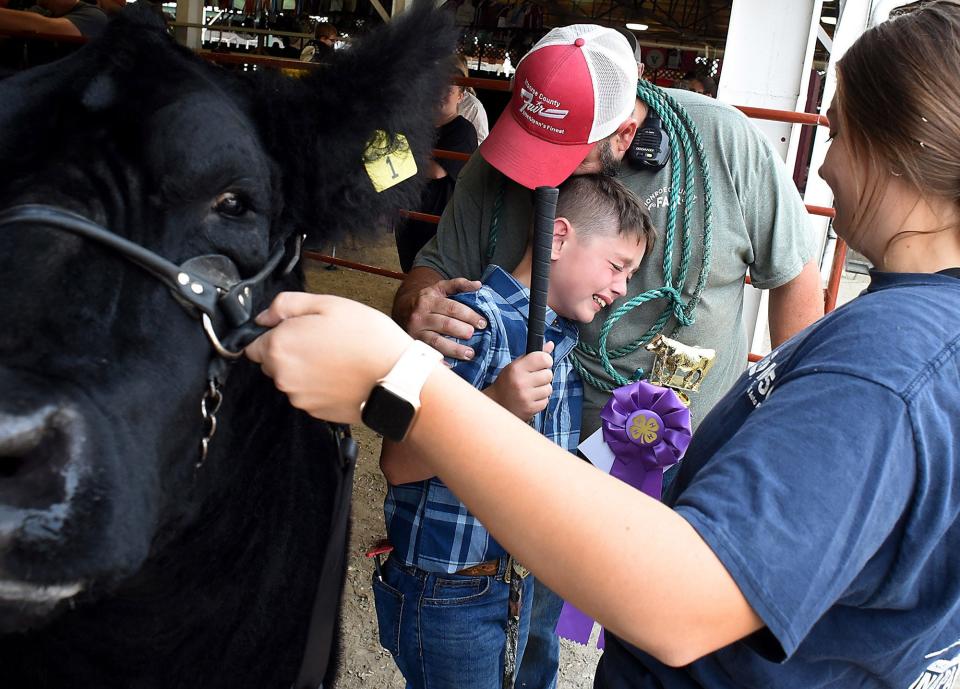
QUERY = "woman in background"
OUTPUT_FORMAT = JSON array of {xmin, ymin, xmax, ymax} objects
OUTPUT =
[
  {"xmin": 456, "ymin": 53, "xmax": 489, "ymax": 143},
  {"xmin": 394, "ymin": 57, "xmax": 477, "ymax": 272}
]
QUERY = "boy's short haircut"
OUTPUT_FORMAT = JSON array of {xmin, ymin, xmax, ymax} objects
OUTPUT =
[{"xmin": 555, "ymin": 174, "xmax": 655, "ymax": 251}]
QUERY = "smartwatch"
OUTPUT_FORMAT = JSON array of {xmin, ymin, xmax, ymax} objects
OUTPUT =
[{"xmin": 361, "ymin": 340, "xmax": 443, "ymax": 442}]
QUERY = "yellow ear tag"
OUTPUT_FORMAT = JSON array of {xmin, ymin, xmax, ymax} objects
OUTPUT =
[{"xmin": 363, "ymin": 130, "xmax": 417, "ymax": 193}]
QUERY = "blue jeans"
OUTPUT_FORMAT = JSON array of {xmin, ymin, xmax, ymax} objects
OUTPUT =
[
  {"xmin": 372, "ymin": 556, "xmax": 535, "ymax": 689},
  {"xmin": 515, "ymin": 577, "xmax": 564, "ymax": 689}
]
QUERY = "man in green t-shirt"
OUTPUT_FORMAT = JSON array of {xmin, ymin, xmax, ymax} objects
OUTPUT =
[
  {"xmin": 394, "ymin": 27, "xmax": 822, "ymax": 438},
  {"xmin": 391, "ymin": 24, "xmax": 823, "ymax": 689}
]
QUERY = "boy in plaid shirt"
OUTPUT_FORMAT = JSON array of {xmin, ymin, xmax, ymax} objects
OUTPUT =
[{"xmin": 374, "ymin": 175, "xmax": 653, "ymax": 689}]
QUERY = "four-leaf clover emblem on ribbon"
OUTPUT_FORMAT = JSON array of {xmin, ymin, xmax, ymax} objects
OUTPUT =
[{"xmin": 629, "ymin": 414, "xmax": 661, "ymax": 444}]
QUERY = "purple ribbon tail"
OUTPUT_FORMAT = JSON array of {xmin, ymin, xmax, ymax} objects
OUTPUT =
[
  {"xmin": 556, "ymin": 601, "xmax": 607, "ymax": 650},
  {"xmin": 556, "ymin": 601, "xmax": 596, "ymax": 646},
  {"xmin": 640, "ymin": 468, "xmax": 663, "ymax": 500},
  {"xmin": 609, "ymin": 458, "xmax": 665, "ymax": 501},
  {"xmin": 562, "ymin": 381, "xmax": 689, "ymax": 653}
]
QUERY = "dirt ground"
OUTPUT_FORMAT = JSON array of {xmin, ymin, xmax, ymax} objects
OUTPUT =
[{"xmin": 304, "ymin": 231, "xmax": 603, "ymax": 689}]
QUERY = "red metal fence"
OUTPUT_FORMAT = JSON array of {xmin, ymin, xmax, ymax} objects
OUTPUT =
[{"xmin": 2, "ymin": 28, "xmax": 844, "ymax": 347}]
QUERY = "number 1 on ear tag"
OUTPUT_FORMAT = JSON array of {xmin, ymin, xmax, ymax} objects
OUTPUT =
[{"xmin": 364, "ymin": 131, "xmax": 417, "ymax": 192}]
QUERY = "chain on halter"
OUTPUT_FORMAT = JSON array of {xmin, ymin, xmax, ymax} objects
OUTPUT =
[{"xmin": 198, "ymin": 380, "xmax": 224, "ymax": 470}]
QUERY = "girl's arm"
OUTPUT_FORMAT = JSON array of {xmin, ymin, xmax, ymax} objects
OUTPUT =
[{"xmin": 246, "ymin": 293, "xmax": 763, "ymax": 666}]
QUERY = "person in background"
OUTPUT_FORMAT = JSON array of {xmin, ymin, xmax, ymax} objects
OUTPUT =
[
  {"xmin": 375, "ymin": 175, "xmax": 653, "ymax": 689},
  {"xmin": 248, "ymin": 2, "xmax": 960, "ymax": 685},
  {"xmin": 394, "ymin": 57, "xmax": 477, "ymax": 272},
  {"xmin": 456, "ymin": 53, "xmax": 489, "ymax": 144},
  {"xmin": 299, "ymin": 21, "xmax": 336, "ymax": 63},
  {"xmin": 0, "ymin": 0, "xmax": 114, "ymax": 39},
  {"xmin": 682, "ymin": 70, "xmax": 717, "ymax": 98}
]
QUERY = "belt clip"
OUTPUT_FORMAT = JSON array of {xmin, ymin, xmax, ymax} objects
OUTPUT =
[{"xmin": 505, "ymin": 556, "xmax": 529, "ymax": 583}]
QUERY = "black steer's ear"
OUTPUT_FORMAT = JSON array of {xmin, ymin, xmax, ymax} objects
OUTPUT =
[{"xmin": 258, "ymin": 4, "xmax": 457, "ymax": 242}]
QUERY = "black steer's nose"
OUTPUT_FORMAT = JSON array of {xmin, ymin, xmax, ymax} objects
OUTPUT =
[{"xmin": 0, "ymin": 406, "xmax": 75, "ymax": 511}]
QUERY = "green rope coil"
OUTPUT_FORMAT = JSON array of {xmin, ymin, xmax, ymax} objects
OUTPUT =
[{"xmin": 573, "ymin": 83, "xmax": 714, "ymax": 392}]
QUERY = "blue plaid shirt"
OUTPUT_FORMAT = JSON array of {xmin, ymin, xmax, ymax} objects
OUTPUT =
[{"xmin": 384, "ymin": 265, "xmax": 582, "ymax": 573}]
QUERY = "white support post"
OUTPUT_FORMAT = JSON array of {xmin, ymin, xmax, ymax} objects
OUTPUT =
[
  {"xmin": 370, "ymin": 0, "xmax": 391, "ymax": 22},
  {"xmin": 717, "ymin": 0, "xmax": 823, "ymax": 355},
  {"xmin": 718, "ymin": 0, "xmax": 823, "ymax": 162},
  {"xmin": 390, "ymin": 0, "xmax": 445, "ymax": 19},
  {"xmin": 175, "ymin": 0, "xmax": 205, "ymax": 52},
  {"xmin": 804, "ymin": 2, "xmax": 868, "ymax": 281},
  {"xmin": 805, "ymin": 0, "xmax": 910, "ymax": 282}
]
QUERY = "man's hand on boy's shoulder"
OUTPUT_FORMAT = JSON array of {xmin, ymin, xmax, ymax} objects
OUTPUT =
[
  {"xmin": 393, "ymin": 267, "xmax": 485, "ymax": 361},
  {"xmin": 483, "ymin": 342, "xmax": 555, "ymax": 422}
]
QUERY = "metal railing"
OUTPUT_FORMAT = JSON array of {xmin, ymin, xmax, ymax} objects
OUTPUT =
[{"xmin": 0, "ymin": 27, "xmax": 845, "ymax": 355}]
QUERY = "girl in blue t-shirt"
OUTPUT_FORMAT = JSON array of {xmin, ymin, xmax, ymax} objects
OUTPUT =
[{"xmin": 249, "ymin": 3, "xmax": 960, "ymax": 686}]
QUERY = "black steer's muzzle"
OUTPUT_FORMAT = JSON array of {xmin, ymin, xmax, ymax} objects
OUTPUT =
[{"xmin": 0, "ymin": 370, "xmax": 98, "ymax": 628}]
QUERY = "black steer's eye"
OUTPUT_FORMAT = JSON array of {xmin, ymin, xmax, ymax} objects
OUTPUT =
[{"xmin": 213, "ymin": 192, "xmax": 249, "ymax": 217}]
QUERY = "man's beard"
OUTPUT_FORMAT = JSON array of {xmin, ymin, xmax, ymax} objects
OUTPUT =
[{"xmin": 598, "ymin": 138, "xmax": 620, "ymax": 176}]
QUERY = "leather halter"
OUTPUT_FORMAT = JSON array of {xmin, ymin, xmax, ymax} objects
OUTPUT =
[
  {"xmin": 0, "ymin": 203, "xmax": 297, "ymax": 357},
  {"xmin": 0, "ymin": 203, "xmax": 356, "ymax": 689}
]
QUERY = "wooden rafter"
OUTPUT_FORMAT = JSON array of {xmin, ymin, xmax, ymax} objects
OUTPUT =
[{"xmin": 537, "ymin": 0, "xmax": 731, "ymax": 46}]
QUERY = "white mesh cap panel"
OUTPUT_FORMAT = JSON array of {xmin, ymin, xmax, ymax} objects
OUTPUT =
[
  {"xmin": 583, "ymin": 28, "xmax": 638, "ymax": 141},
  {"xmin": 524, "ymin": 25, "xmax": 638, "ymax": 143}
]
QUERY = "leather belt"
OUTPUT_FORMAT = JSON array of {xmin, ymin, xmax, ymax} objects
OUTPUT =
[{"xmin": 454, "ymin": 559, "xmax": 500, "ymax": 576}]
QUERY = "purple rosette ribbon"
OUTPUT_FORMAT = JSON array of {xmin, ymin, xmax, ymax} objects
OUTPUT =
[
  {"xmin": 556, "ymin": 380, "xmax": 691, "ymax": 648},
  {"xmin": 601, "ymin": 380, "xmax": 692, "ymax": 500}
]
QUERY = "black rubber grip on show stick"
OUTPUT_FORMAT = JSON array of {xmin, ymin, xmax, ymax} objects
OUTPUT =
[{"xmin": 526, "ymin": 186, "xmax": 558, "ymax": 355}]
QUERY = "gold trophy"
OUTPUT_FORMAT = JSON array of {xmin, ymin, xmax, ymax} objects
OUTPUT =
[{"xmin": 645, "ymin": 334, "xmax": 716, "ymax": 406}]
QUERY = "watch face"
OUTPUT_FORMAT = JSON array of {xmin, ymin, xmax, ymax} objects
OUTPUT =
[{"xmin": 361, "ymin": 385, "xmax": 417, "ymax": 442}]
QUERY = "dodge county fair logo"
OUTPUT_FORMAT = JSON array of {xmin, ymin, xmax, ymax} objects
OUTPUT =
[{"xmin": 518, "ymin": 80, "xmax": 569, "ymax": 135}]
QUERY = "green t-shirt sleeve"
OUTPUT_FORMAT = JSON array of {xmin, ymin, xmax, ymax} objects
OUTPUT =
[
  {"xmin": 740, "ymin": 129, "xmax": 817, "ymax": 290},
  {"xmin": 412, "ymin": 154, "xmax": 487, "ymax": 281}
]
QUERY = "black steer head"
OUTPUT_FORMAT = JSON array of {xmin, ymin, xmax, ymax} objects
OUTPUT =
[{"xmin": 0, "ymin": 5, "xmax": 454, "ymax": 687}]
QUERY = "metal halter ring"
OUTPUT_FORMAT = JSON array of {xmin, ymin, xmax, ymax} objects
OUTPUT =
[{"xmin": 202, "ymin": 314, "xmax": 245, "ymax": 360}]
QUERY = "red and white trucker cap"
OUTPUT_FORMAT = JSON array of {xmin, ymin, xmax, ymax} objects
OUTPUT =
[{"xmin": 480, "ymin": 25, "xmax": 639, "ymax": 189}]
